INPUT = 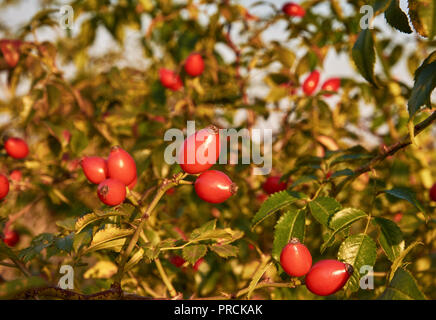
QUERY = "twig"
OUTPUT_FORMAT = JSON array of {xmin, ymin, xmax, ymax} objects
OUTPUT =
[{"xmin": 155, "ymin": 258, "xmax": 177, "ymax": 298}]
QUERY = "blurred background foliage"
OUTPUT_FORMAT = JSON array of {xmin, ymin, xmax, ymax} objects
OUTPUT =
[{"xmin": 0, "ymin": 0, "xmax": 435, "ymax": 300}]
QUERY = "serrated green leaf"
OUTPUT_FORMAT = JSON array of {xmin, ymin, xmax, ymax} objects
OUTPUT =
[
  {"xmin": 182, "ymin": 244, "xmax": 207, "ymax": 265},
  {"xmin": 308, "ymin": 197, "xmax": 341, "ymax": 227},
  {"xmin": 383, "ymin": 187, "xmax": 426, "ymax": 213},
  {"xmin": 190, "ymin": 220, "xmax": 217, "ymax": 240},
  {"xmin": 73, "ymin": 230, "xmax": 92, "ymax": 253},
  {"xmin": 384, "ymin": 0, "xmax": 412, "ymax": 33},
  {"xmin": 408, "ymin": 0, "xmax": 436, "ymax": 38},
  {"xmin": 407, "ymin": 50, "xmax": 436, "ymax": 117},
  {"xmin": 373, "ymin": 217, "xmax": 404, "ymax": 262},
  {"xmin": 378, "ymin": 268, "xmax": 426, "ymax": 300},
  {"xmin": 352, "ymin": 29, "xmax": 378, "ymax": 87},
  {"xmin": 330, "ymin": 169, "xmax": 354, "ymax": 178},
  {"xmin": 390, "ymin": 241, "xmax": 423, "ymax": 282},
  {"xmin": 210, "ymin": 244, "xmax": 239, "ymax": 258},
  {"xmin": 247, "ymin": 261, "xmax": 273, "ymax": 299},
  {"xmin": 54, "ymin": 233, "xmax": 74, "ymax": 253},
  {"xmin": 272, "ymin": 208, "xmax": 306, "ymax": 261},
  {"xmin": 75, "ymin": 204, "xmax": 134, "ymax": 233},
  {"xmin": 338, "ymin": 234, "xmax": 377, "ymax": 292},
  {"xmin": 251, "ymin": 191, "xmax": 307, "ymax": 229},
  {"xmin": 321, "ymin": 208, "xmax": 367, "ymax": 253},
  {"xmin": 84, "ymin": 228, "xmax": 133, "ymax": 253},
  {"xmin": 125, "ymin": 248, "xmax": 144, "ymax": 271}
]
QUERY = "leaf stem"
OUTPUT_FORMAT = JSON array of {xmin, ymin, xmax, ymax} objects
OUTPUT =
[{"xmin": 155, "ymin": 258, "xmax": 177, "ymax": 298}]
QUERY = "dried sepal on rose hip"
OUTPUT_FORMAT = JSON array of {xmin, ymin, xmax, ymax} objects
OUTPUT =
[
  {"xmin": 280, "ymin": 238, "xmax": 312, "ymax": 277},
  {"xmin": 194, "ymin": 170, "xmax": 238, "ymax": 204},
  {"xmin": 178, "ymin": 125, "xmax": 221, "ymax": 174}
]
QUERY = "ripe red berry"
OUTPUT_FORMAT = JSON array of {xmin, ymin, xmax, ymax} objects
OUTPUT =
[
  {"xmin": 0, "ymin": 174, "xmax": 9, "ymax": 200},
  {"xmin": 80, "ymin": 156, "xmax": 108, "ymax": 184},
  {"xmin": 262, "ymin": 176, "xmax": 287, "ymax": 195},
  {"xmin": 302, "ymin": 70, "xmax": 320, "ymax": 96},
  {"xmin": 305, "ymin": 260, "xmax": 353, "ymax": 296},
  {"xmin": 107, "ymin": 146, "xmax": 137, "ymax": 186},
  {"xmin": 184, "ymin": 53, "xmax": 205, "ymax": 77},
  {"xmin": 178, "ymin": 125, "xmax": 221, "ymax": 174},
  {"xmin": 169, "ymin": 255, "xmax": 186, "ymax": 268},
  {"xmin": 194, "ymin": 170, "xmax": 238, "ymax": 204},
  {"xmin": 280, "ymin": 238, "xmax": 312, "ymax": 277},
  {"xmin": 4, "ymin": 137, "xmax": 29, "ymax": 159},
  {"xmin": 282, "ymin": 2, "xmax": 306, "ymax": 17},
  {"xmin": 321, "ymin": 78, "xmax": 341, "ymax": 96},
  {"xmin": 10, "ymin": 169, "xmax": 22, "ymax": 182},
  {"xmin": 3, "ymin": 229, "xmax": 19, "ymax": 247},
  {"xmin": 429, "ymin": 183, "xmax": 436, "ymax": 202},
  {"xmin": 0, "ymin": 39, "xmax": 22, "ymax": 68},
  {"xmin": 159, "ymin": 68, "xmax": 183, "ymax": 91},
  {"xmin": 393, "ymin": 212, "xmax": 403, "ymax": 223},
  {"xmin": 97, "ymin": 179, "xmax": 126, "ymax": 206}
]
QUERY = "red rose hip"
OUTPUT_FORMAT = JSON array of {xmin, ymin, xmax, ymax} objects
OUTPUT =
[
  {"xmin": 159, "ymin": 68, "xmax": 183, "ymax": 91},
  {"xmin": 280, "ymin": 238, "xmax": 312, "ymax": 277},
  {"xmin": 262, "ymin": 176, "xmax": 287, "ymax": 194},
  {"xmin": 0, "ymin": 174, "xmax": 9, "ymax": 200},
  {"xmin": 305, "ymin": 259, "xmax": 353, "ymax": 296},
  {"xmin": 302, "ymin": 70, "xmax": 320, "ymax": 96},
  {"xmin": 107, "ymin": 146, "xmax": 137, "ymax": 186},
  {"xmin": 10, "ymin": 169, "xmax": 22, "ymax": 182},
  {"xmin": 194, "ymin": 170, "xmax": 238, "ymax": 204},
  {"xmin": 3, "ymin": 229, "xmax": 19, "ymax": 247},
  {"xmin": 321, "ymin": 78, "xmax": 341, "ymax": 96},
  {"xmin": 184, "ymin": 53, "xmax": 205, "ymax": 77},
  {"xmin": 97, "ymin": 179, "xmax": 126, "ymax": 206},
  {"xmin": 429, "ymin": 183, "xmax": 436, "ymax": 202},
  {"xmin": 282, "ymin": 2, "xmax": 306, "ymax": 17},
  {"xmin": 81, "ymin": 156, "xmax": 108, "ymax": 184},
  {"xmin": 0, "ymin": 39, "xmax": 22, "ymax": 68},
  {"xmin": 178, "ymin": 125, "xmax": 221, "ymax": 174},
  {"xmin": 4, "ymin": 137, "xmax": 29, "ymax": 159}
]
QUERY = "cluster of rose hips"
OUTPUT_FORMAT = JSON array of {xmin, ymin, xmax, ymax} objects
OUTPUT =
[
  {"xmin": 280, "ymin": 238, "xmax": 353, "ymax": 296},
  {"xmin": 0, "ymin": 136, "xmax": 29, "ymax": 247},
  {"xmin": 80, "ymin": 146, "xmax": 137, "ymax": 206},
  {"xmin": 159, "ymin": 52, "xmax": 204, "ymax": 91}
]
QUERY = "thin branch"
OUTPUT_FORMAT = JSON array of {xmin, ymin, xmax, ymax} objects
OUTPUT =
[{"xmin": 334, "ymin": 111, "xmax": 436, "ymax": 196}]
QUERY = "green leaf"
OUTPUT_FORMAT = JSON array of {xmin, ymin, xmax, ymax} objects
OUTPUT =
[
  {"xmin": 337, "ymin": 234, "xmax": 377, "ymax": 292},
  {"xmin": 182, "ymin": 244, "xmax": 207, "ymax": 265},
  {"xmin": 54, "ymin": 233, "xmax": 74, "ymax": 253},
  {"xmin": 290, "ymin": 175, "xmax": 318, "ymax": 188},
  {"xmin": 190, "ymin": 228, "xmax": 243, "ymax": 244},
  {"xmin": 84, "ymin": 228, "xmax": 134, "ymax": 253},
  {"xmin": 352, "ymin": 29, "xmax": 378, "ymax": 87},
  {"xmin": 407, "ymin": 50, "xmax": 436, "ymax": 117},
  {"xmin": 321, "ymin": 208, "xmax": 368, "ymax": 253},
  {"xmin": 251, "ymin": 191, "xmax": 307, "ymax": 229},
  {"xmin": 383, "ymin": 187, "xmax": 426, "ymax": 213},
  {"xmin": 210, "ymin": 244, "xmax": 239, "ymax": 258},
  {"xmin": 408, "ymin": 0, "xmax": 436, "ymax": 38},
  {"xmin": 70, "ymin": 129, "xmax": 88, "ymax": 155},
  {"xmin": 246, "ymin": 261, "xmax": 273, "ymax": 299},
  {"xmin": 384, "ymin": 0, "xmax": 412, "ymax": 33},
  {"xmin": 373, "ymin": 217, "xmax": 404, "ymax": 262},
  {"xmin": 125, "ymin": 248, "xmax": 144, "ymax": 271},
  {"xmin": 276, "ymin": 47, "xmax": 296, "ymax": 68},
  {"xmin": 73, "ymin": 230, "xmax": 92, "ymax": 253},
  {"xmin": 56, "ymin": 218, "xmax": 76, "ymax": 231},
  {"xmin": 75, "ymin": 204, "xmax": 134, "ymax": 233},
  {"xmin": 378, "ymin": 268, "xmax": 426, "ymax": 300},
  {"xmin": 308, "ymin": 197, "xmax": 341, "ymax": 227},
  {"xmin": 390, "ymin": 241, "xmax": 423, "ymax": 282},
  {"xmin": 272, "ymin": 208, "xmax": 306, "ymax": 261},
  {"xmin": 330, "ymin": 169, "xmax": 354, "ymax": 178},
  {"xmin": 190, "ymin": 220, "xmax": 217, "ymax": 240}
]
